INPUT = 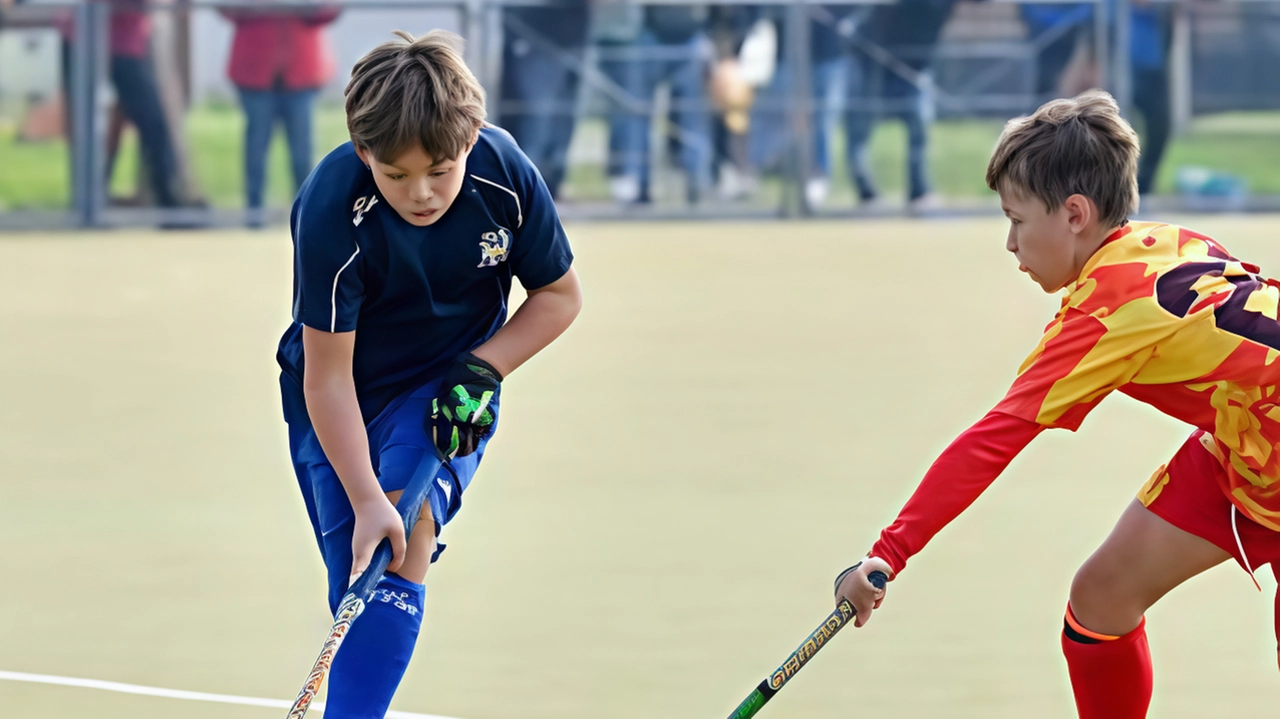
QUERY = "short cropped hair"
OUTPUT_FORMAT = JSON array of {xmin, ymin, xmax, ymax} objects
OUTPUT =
[
  {"xmin": 986, "ymin": 90, "xmax": 1140, "ymax": 228},
  {"xmin": 345, "ymin": 30, "xmax": 487, "ymax": 163}
]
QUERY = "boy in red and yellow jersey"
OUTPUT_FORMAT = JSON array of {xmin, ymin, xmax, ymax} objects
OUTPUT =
[{"xmin": 836, "ymin": 90, "xmax": 1280, "ymax": 719}]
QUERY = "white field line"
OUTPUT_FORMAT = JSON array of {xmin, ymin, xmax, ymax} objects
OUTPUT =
[{"xmin": 0, "ymin": 670, "xmax": 459, "ymax": 719}]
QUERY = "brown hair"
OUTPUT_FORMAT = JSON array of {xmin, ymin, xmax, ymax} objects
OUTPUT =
[
  {"xmin": 345, "ymin": 30, "xmax": 487, "ymax": 163},
  {"xmin": 986, "ymin": 90, "xmax": 1139, "ymax": 228}
]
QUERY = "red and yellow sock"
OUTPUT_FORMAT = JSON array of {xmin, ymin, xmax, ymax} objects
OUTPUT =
[{"xmin": 1061, "ymin": 605, "xmax": 1153, "ymax": 719}]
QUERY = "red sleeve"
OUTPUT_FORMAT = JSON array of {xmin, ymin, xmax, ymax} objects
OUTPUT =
[{"xmin": 869, "ymin": 410, "xmax": 1043, "ymax": 576}]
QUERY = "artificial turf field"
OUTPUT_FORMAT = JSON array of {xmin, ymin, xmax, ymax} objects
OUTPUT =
[{"xmin": 2, "ymin": 216, "xmax": 1278, "ymax": 718}]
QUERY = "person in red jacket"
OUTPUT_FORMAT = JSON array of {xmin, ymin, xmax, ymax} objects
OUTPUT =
[
  {"xmin": 837, "ymin": 90, "xmax": 1280, "ymax": 718},
  {"xmin": 222, "ymin": 2, "xmax": 339, "ymax": 223}
]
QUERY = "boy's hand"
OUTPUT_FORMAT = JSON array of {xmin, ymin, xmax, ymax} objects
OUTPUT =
[
  {"xmin": 350, "ymin": 494, "xmax": 406, "ymax": 584},
  {"xmin": 429, "ymin": 352, "xmax": 502, "ymax": 459},
  {"xmin": 834, "ymin": 556, "xmax": 894, "ymax": 627}
]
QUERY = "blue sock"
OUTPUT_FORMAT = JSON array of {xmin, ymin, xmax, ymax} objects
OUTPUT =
[{"xmin": 326, "ymin": 573, "xmax": 425, "ymax": 719}]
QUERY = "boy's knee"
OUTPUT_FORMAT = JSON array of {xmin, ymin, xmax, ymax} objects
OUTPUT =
[
  {"xmin": 1068, "ymin": 562, "xmax": 1106, "ymax": 617},
  {"xmin": 1069, "ymin": 560, "xmax": 1145, "ymax": 636}
]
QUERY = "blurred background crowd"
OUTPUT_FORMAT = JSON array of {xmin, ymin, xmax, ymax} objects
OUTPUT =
[{"xmin": 1, "ymin": 0, "xmax": 1278, "ymax": 227}]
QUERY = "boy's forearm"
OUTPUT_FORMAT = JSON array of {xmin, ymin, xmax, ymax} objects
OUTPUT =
[
  {"xmin": 472, "ymin": 271, "xmax": 582, "ymax": 378},
  {"xmin": 303, "ymin": 376, "xmax": 384, "ymax": 506},
  {"xmin": 870, "ymin": 410, "xmax": 1042, "ymax": 575}
]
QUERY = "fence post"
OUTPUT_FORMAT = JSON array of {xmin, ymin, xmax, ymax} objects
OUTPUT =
[
  {"xmin": 477, "ymin": 0, "xmax": 505, "ymax": 100},
  {"xmin": 786, "ymin": 0, "xmax": 814, "ymax": 217},
  {"xmin": 70, "ymin": 0, "xmax": 109, "ymax": 227},
  {"xmin": 462, "ymin": 0, "xmax": 486, "ymax": 80},
  {"xmin": 1169, "ymin": 0, "xmax": 1192, "ymax": 136},
  {"xmin": 1092, "ymin": 0, "xmax": 1109, "ymax": 110},
  {"xmin": 1112, "ymin": 0, "xmax": 1132, "ymax": 118}
]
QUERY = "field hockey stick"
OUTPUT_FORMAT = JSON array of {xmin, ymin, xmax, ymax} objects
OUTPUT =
[
  {"xmin": 286, "ymin": 451, "xmax": 446, "ymax": 719},
  {"xmin": 726, "ymin": 570, "xmax": 889, "ymax": 719}
]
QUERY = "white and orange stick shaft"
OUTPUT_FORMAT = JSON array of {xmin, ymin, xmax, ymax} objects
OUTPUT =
[{"xmin": 287, "ymin": 593, "xmax": 367, "ymax": 718}]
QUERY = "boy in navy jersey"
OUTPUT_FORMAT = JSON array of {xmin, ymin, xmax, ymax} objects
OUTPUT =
[{"xmin": 277, "ymin": 30, "xmax": 581, "ymax": 718}]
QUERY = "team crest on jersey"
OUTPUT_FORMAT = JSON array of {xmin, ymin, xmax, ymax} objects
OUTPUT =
[
  {"xmin": 352, "ymin": 195, "xmax": 378, "ymax": 226},
  {"xmin": 478, "ymin": 228, "xmax": 511, "ymax": 268}
]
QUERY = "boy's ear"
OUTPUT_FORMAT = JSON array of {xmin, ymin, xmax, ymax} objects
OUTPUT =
[
  {"xmin": 354, "ymin": 145, "xmax": 371, "ymax": 168},
  {"xmin": 1063, "ymin": 193, "xmax": 1095, "ymax": 235}
]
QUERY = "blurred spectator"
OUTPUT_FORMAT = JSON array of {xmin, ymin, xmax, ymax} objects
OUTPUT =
[
  {"xmin": 742, "ymin": 7, "xmax": 860, "ymax": 207},
  {"xmin": 597, "ymin": 4, "xmax": 713, "ymax": 205},
  {"xmin": 1020, "ymin": 4, "xmax": 1092, "ymax": 102},
  {"xmin": 1028, "ymin": 1, "xmax": 1172, "ymax": 194},
  {"xmin": 744, "ymin": 7, "xmax": 786, "ymax": 178},
  {"xmin": 499, "ymin": 0, "xmax": 590, "ymax": 199},
  {"xmin": 1129, "ymin": 3, "xmax": 1172, "ymax": 194},
  {"xmin": 843, "ymin": 0, "xmax": 958, "ymax": 211},
  {"xmin": 808, "ymin": 6, "xmax": 873, "ymax": 207},
  {"xmin": 595, "ymin": 3, "xmax": 645, "ymax": 201},
  {"xmin": 221, "ymin": 2, "xmax": 339, "ymax": 222},
  {"xmin": 706, "ymin": 4, "xmax": 759, "ymax": 200},
  {"xmin": 743, "ymin": 7, "xmax": 866, "ymax": 197},
  {"xmin": 58, "ymin": 0, "xmax": 185, "ymax": 207}
]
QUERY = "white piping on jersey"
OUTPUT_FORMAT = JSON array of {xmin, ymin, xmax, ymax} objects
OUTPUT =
[
  {"xmin": 1231, "ymin": 505, "xmax": 1263, "ymax": 592},
  {"xmin": 331, "ymin": 245, "xmax": 360, "ymax": 332},
  {"xmin": 469, "ymin": 174, "xmax": 522, "ymax": 228}
]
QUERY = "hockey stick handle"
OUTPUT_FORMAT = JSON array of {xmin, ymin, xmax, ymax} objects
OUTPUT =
[
  {"xmin": 727, "ymin": 570, "xmax": 889, "ymax": 719},
  {"xmin": 347, "ymin": 451, "xmax": 443, "ymax": 602}
]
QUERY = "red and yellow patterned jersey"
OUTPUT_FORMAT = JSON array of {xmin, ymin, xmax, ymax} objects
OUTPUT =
[{"xmin": 996, "ymin": 221, "xmax": 1280, "ymax": 530}]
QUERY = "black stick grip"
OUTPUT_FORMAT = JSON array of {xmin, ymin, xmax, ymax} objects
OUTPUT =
[
  {"xmin": 867, "ymin": 570, "xmax": 888, "ymax": 591},
  {"xmin": 834, "ymin": 564, "xmax": 891, "ymax": 597}
]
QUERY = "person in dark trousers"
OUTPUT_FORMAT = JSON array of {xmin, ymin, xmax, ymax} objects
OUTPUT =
[
  {"xmin": 498, "ymin": 0, "xmax": 590, "ymax": 199},
  {"xmin": 57, "ymin": 0, "xmax": 184, "ymax": 208},
  {"xmin": 598, "ymin": 4, "xmax": 713, "ymax": 205},
  {"xmin": 1024, "ymin": 1, "xmax": 1173, "ymax": 194},
  {"xmin": 746, "ymin": 6, "xmax": 866, "ymax": 206},
  {"xmin": 222, "ymin": 1, "xmax": 340, "ymax": 222},
  {"xmin": 1020, "ymin": 4, "xmax": 1093, "ymax": 102},
  {"xmin": 706, "ymin": 4, "xmax": 757, "ymax": 199},
  {"xmin": 844, "ymin": 0, "xmax": 958, "ymax": 209},
  {"xmin": 1130, "ymin": 4, "xmax": 1171, "ymax": 195},
  {"xmin": 808, "ymin": 5, "xmax": 873, "ymax": 206}
]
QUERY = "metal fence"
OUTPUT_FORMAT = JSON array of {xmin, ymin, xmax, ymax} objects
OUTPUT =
[{"xmin": 1, "ymin": 0, "xmax": 1278, "ymax": 229}]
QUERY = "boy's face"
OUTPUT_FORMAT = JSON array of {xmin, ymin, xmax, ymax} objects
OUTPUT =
[
  {"xmin": 1000, "ymin": 189, "xmax": 1097, "ymax": 293},
  {"xmin": 356, "ymin": 139, "xmax": 474, "ymax": 227}
]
